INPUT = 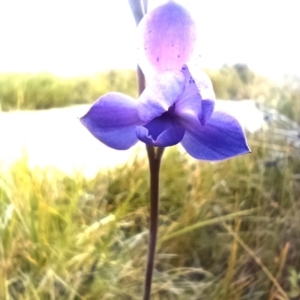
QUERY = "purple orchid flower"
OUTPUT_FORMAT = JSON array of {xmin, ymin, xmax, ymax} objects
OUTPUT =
[{"xmin": 81, "ymin": 1, "xmax": 250, "ymax": 161}]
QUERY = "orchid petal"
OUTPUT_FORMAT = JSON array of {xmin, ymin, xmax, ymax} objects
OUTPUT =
[
  {"xmin": 80, "ymin": 92, "xmax": 141, "ymax": 150},
  {"xmin": 136, "ymin": 114, "xmax": 185, "ymax": 147},
  {"xmin": 138, "ymin": 70, "xmax": 185, "ymax": 122},
  {"xmin": 128, "ymin": 0, "xmax": 144, "ymax": 25},
  {"xmin": 174, "ymin": 65, "xmax": 202, "ymax": 119},
  {"xmin": 137, "ymin": 1, "xmax": 197, "ymax": 77},
  {"xmin": 186, "ymin": 64, "xmax": 216, "ymax": 124},
  {"xmin": 180, "ymin": 111, "xmax": 250, "ymax": 160},
  {"xmin": 142, "ymin": 0, "xmax": 148, "ymax": 14},
  {"xmin": 187, "ymin": 64, "xmax": 216, "ymax": 101},
  {"xmin": 200, "ymin": 99, "xmax": 215, "ymax": 125}
]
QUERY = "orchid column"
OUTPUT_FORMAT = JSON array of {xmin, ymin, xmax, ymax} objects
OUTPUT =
[{"xmin": 80, "ymin": 1, "xmax": 250, "ymax": 299}]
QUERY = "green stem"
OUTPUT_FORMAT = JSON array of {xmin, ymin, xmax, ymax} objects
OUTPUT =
[
  {"xmin": 129, "ymin": 2, "xmax": 162, "ymax": 299},
  {"xmin": 137, "ymin": 63, "xmax": 164, "ymax": 300},
  {"xmin": 137, "ymin": 47, "xmax": 165, "ymax": 298},
  {"xmin": 137, "ymin": 65, "xmax": 145, "ymax": 95},
  {"xmin": 143, "ymin": 146, "xmax": 164, "ymax": 300}
]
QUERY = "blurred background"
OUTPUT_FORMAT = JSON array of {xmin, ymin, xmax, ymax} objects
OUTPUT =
[{"xmin": 0, "ymin": 1, "xmax": 300, "ymax": 299}]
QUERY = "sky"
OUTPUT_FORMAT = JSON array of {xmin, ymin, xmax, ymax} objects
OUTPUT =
[{"xmin": 0, "ymin": 0, "xmax": 299, "ymax": 79}]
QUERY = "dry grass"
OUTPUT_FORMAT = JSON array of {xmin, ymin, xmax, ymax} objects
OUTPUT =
[
  {"xmin": 1, "ymin": 126, "xmax": 300, "ymax": 299},
  {"xmin": 1, "ymin": 67, "xmax": 300, "ymax": 299}
]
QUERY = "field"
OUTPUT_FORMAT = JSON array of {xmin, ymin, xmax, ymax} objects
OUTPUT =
[{"xmin": 0, "ymin": 65, "xmax": 300, "ymax": 299}]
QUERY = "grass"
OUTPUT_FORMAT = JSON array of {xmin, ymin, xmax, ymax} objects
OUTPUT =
[
  {"xmin": 1, "ymin": 128, "xmax": 300, "ymax": 299},
  {"xmin": 0, "ymin": 71, "xmax": 137, "ymax": 111},
  {"xmin": 1, "ymin": 65, "xmax": 299, "ymax": 298},
  {"xmin": 1, "ymin": 65, "xmax": 300, "ymax": 125}
]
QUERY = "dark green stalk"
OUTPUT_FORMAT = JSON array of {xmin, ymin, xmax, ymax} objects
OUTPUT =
[
  {"xmin": 137, "ymin": 63, "xmax": 164, "ymax": 300},
  {"xmin": 143, "ymin": 146, "xmax": 164, "ymax": 300}
]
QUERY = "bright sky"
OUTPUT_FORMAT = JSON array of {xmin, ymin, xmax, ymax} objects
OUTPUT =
[{"xmin": 0, "ymin": 0, "xmax": 299, "ymax": 78}]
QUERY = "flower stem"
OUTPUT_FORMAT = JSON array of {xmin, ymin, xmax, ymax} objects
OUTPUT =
[
  {"xmin": 137, "ymin": 59, "xmax": 164, "ymax": 300},
  {"xmin": 137, "ymin": 65, "xmax": 145, "ymax": 95},
  {"xmin": 144, "ymin": 145, "xmax": 164, "ymax": 300}
]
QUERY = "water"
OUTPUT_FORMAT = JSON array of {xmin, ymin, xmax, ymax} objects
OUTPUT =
[{"xmin": 0, "ymin": 101, "xmax": 265, "ymax": 177}]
